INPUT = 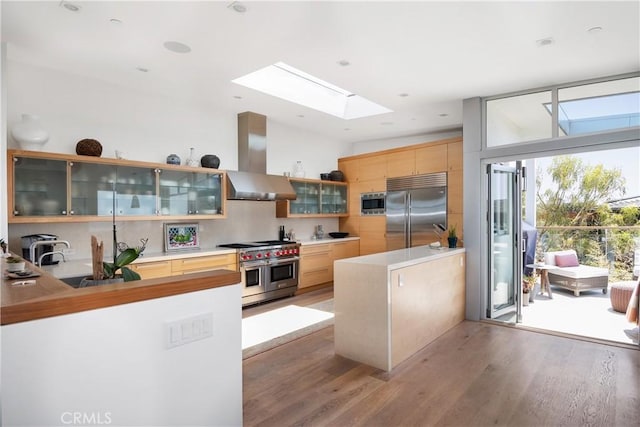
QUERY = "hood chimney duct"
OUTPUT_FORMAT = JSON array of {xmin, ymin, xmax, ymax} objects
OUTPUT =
[{"xmin": 226, "ymin": 112, "xmax": 297, "ymax": 201}]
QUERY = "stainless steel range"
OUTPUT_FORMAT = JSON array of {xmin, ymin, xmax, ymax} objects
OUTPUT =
[{"xmin": 218, "ymin": 240, "xmax": 300, "ymax": 306}]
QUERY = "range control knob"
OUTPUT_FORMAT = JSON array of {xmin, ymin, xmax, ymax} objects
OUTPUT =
[
  {"xmin": 256, "ymin": 253, "xmax": 262, "ymax": 258},
  {"xmin": 265, "ymin": 252, "xmax": 271, "ymax": 257}
]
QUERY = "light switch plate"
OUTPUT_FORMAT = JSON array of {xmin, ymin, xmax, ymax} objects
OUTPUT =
[{"xmin": 165, "ymin": 313, "xmax": 213, "ymax": 349}]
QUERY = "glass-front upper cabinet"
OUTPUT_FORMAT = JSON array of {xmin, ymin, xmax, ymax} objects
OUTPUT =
[
  {"xmin": 70, "ymin": 162, "xmax": 157, "ymax": 217},
  {"xmin": 158, "ymin": 169, "xmax": 223, "ymax": 215},
  {"xmin": 289, "ymin": 180, "xmax": 320, "ymax": 215},
  {"xmin": 8, "ymin": 150, "xmax": 226, "ymax": 223},
  {"xmin": 277, "ymin": 179, "xmax": 348, "ymax": 218},
  {"xmin": 12, "ymin": 156, "xmax": 68, "ymax": 217},
  {"xmin": 321, "ymin": 182, "xmax": 348, "ymax": 214}
]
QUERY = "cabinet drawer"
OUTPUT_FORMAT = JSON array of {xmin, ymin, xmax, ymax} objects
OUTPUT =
[
  {"xmin": 332, "ymin": 240, "xmax": 359, "ymax": 260},
  {"xmin": 171, "ymin": 254, "xmax": 237, "ymax": 274},
  {"xmin": 300, "ymin": 267, "xmax": 333, "ymax": 288},
  {"xmin": 129, "ymin": 260, "xmax": 172, "ymax": 279}
]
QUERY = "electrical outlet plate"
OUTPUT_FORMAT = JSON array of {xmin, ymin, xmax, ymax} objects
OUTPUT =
[{"xmin": 165, "ymin": 313, "xmax": 213, "ymax": 349}]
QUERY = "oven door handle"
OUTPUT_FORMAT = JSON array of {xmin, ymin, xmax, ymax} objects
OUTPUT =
[
  {"xmin": 267, "ymin": 256, "xmax": 300, "ymax": 265},
  {"xmin": 241, "ymin": 260, "xmax": 269, "ymax": 269}
]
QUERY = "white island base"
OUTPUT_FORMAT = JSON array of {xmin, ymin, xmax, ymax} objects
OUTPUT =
[{"xmin": 334, "ymin": 246, "xmax": 466, "ymax": 371}]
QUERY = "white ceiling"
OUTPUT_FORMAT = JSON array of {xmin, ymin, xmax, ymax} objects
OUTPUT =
[{"xmin": 2, "ymin": 1, "xmax": 639, "ymax": 144}]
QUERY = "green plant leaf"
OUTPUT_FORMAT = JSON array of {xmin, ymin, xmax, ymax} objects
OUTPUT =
[
  {"xmin": 114, "ymin": 248, "xmax": 140, "ymax": 267},
  {"xmin": 120, "ymin": 266, "xmax": 141, "ymax": 282},
  {"xmin": 103, "ymin": 262, "xmax": 116, "ymax": 279}
]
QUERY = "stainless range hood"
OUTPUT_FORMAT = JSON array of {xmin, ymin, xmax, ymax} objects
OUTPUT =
[{"xmin": 227, "ymin": 112, "xmax": 296, "ymax": 201}]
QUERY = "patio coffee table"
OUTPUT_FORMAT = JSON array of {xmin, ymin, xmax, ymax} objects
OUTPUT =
[{"xmin": 526, "ymin": 263, "xmax": 554, "ymax": 299}]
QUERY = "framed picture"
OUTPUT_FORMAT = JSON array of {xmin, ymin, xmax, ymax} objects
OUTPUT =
[{"xmin": 164, "ymin": 223, "xmax": 199, "ymax": 252}]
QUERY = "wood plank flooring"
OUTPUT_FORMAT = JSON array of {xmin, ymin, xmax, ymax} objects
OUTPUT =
[{"xmin": 243, "ymin": 290, "xmax": 639, "ymax": 427}]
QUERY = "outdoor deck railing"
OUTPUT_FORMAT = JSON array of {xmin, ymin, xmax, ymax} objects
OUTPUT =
[{"xmin": 536, "ymin": 225, "xmax": 640, "ymax": 281}]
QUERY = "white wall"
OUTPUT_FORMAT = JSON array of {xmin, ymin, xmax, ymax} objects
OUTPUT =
[
  {"xmin": 7, "ymin": 60, "xmax": 348, "ymax": 177},
  {"xmin": 4, "ymin": 60, "xmax": 352, "ymax": 252},
  {"xmin": 1, "ymin": 283, "xmax": 243, "ymax": 427},
  {"xmin": 350, "ymin": 129, "xmax": 462, "ymax": 156}
]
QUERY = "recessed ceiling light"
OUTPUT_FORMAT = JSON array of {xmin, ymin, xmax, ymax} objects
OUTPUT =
[
  {"xmin": 337, "ymin": 60, "xmax": 350, "ymax": 67},
  {"xmin": 587, "ymin": 26, "xmax": 603, "ymax": 34},
  {"xmin": 60, "ymin": 1, "xmax": 81, "ymax": 12},
  {"xmin": 136, "ymin": 67, "xmax": 149, "ymax": 73},
  {"xmin": 381, "ymin": 121, "xmax": 394, "ymax": 126},
  {"xmin": 233, "ymin": 95, "xmax": 243, "ymax": 99},
  {"xmin": 398, "ymin": 93, "xmax": 409, "ymax": 97},
  {"xmin": 344, "ymin": 128, "xmax": 351, "ymax": 131},
  {"xmin": 163, "ymin": 41, "xmax": 191, "ymax": 54},
  {"xmin": 439, "ymin": 113, "xmax": 449, "ymax": 117},
  {"xmin": 228, "ymin": 1, "xmax": 247, "ymax": 13},
  {"xmin": 297, "ymin": 114, "xmax": 305, "ymax": 118},
  {"xmin": 109, "ymin": 18, "xmax": 123, "ymax": 25},
  {"xmin": 536, "ymin": 37, "xmax": 554, "ymax": 47},
  {"xmin": 232, "ymin": 62, "xmax": 392, "ymax": 120}
]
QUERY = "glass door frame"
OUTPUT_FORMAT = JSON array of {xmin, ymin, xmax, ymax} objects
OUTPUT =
[{"xmin": 486, "ymin": 162, "xmax": 523, "ymax": 321}]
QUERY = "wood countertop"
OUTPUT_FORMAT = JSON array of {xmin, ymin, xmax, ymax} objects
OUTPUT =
[{"xmin": 1, "ymin": 255, "xmax": 241, "ymax": 326}]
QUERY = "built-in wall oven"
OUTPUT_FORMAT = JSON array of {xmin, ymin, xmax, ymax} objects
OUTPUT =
[
  {"xmin": 219, "ymin": 240, "xmax": 300, "ymax": 306},
  {"xmin": 361, "ymin": 192, "xmax": 386, "ymax": 215}
]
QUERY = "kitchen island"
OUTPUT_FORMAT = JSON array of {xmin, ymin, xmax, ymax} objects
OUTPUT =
[
  {"xmin": 1, "ymin": 255, "xmax": 243, "ymax": 426},
  {"xmin": 334, "ymin": 246, "xmax": 466, "ymax": 371}
]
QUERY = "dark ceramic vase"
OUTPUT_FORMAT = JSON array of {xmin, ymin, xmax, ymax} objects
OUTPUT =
[
  {"xmin": 201, "ymin": 154, "xmax": 220, "ymax": 169},
  {"xmin": 76, "ymin": 138, "xmax": 103, "ymax": 157},
  {"xmin": 329, "ymin": 170, "xmax": 344, "ymax": 181},
  {"xmin": 166, "ymin": 154, "xmax": 181, "ymax": 165},
  {"xmin": 448, "ymin": 237, "xmax": 458, "ymax": 248}
]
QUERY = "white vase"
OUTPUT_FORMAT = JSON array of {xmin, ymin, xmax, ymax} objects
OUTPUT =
[
  {"xmin": 11, "ymin": 114, "xmax": 49, "ymax": 151},
  {"xmin": 292, "ymin": 160, "xmax": 305, "ymax": 178},
  {"xmin": 186, "ymin": 147, "xmax": 199, "ymax": 167}
]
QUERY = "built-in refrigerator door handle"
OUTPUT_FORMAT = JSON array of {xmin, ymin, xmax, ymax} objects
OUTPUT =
[{"xmin": 406, "ymin": 192, "xmax": 412, "ymax": 247}]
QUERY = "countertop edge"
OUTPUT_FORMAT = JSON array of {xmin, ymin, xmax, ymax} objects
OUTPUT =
[
  {"xmin": 299, "ymin": 237, "xmax": 360, "ymax": 246},
  {"xmin": 1, "ymin": 269, "xmax": 241, "ymax": 326},
  {"xmin": 335, "ymin": 246, "xmax": 465, "ymax": 269}
]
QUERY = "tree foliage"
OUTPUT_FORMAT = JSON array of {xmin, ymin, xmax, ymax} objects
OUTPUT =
[{"xmin": 536, "ymin": 155, "xmax": 639, "ymax": 279}]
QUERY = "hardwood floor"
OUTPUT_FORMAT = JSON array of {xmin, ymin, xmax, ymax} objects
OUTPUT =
[{"xmin": 243, "ymin": 294, "xmax": 639, "ymax": 426}]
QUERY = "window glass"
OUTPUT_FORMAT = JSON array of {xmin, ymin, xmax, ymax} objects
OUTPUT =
[
  {"xmin": 557, "ymin": 77, "xmax": 639, "ymax": 136},
  {"xmin": 486, "ymin": 91, "xmax": 552, "ymax": 147}
]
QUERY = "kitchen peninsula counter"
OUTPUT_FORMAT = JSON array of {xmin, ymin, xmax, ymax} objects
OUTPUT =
[
  {"xmin": 1, "ymin": 254, "xmax": 240, "ymax": 325},
  {"xmin": 334, "ymin": 246, "xmax": 466, "ymax": 371},
  {"xmin": 2, "ymin": 253, "xmax": 242, "ymax": 426}
]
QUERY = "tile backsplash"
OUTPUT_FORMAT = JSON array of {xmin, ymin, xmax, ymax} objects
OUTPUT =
[{"xmin": 7, "ymin": 200, "xmax": 340, "ymax": 260}]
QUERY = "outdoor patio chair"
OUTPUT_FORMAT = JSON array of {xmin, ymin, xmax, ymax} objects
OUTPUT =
[{"xmin": 544, "ymin": 249, "xmax": 609, "ymax": 296}]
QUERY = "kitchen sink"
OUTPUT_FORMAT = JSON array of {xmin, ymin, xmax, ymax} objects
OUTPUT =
[{"xmin": 59, "ymin": 275, "xmax": 88, "ymax": 288}]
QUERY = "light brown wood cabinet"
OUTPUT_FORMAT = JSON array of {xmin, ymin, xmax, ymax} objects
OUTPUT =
[
  {"xmin": 171, "ymin": 253, "xmax": 237, "ymax": 275},
  {"xmin": 358, "ymin": 216, "xmax": 387, "ymax": 255},
  {"xmin": 299, "ymin": 239, "xmax": 360, "ymax": 289},
  {"xmin": 299, "ymin": 244, "xmax": 333, "ymax": 289},
  {"xmin": 131, "ymin": 253, "xmax": 237, "ymax": 280},
  {"xmin": 332, "ymin": 239, "xmax": 359, "ymax": 261},
  {"xmin": 129, "ymin": 260, "xmax": 173, "ymax": 279},
  {"xmin": 338, "ymin": 136, "xmax": 463, "ymax": 254},
  {"xmin": 386, "ymin": 150, "xmax": 416, "ymax": 178},
  {"xmin": 415, "ymin": 143, "xmax": 448, "ymax": 175}
]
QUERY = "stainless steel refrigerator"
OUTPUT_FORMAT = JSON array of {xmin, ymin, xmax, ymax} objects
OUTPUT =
[{"xmin": 386, "ymin": 173, "xmax": 447, "ymax": 250}]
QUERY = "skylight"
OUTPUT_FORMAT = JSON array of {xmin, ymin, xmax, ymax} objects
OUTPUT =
[{"xmin": 232, "ymin": 62, "xmax": 392, "ymax": 120}]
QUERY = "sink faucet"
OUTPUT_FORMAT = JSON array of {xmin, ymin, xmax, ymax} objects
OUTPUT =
[
  {"xmin": 38, "ymin": 251, "xmax": 66, "ymax": 267},
  {"xmin": 29, "ymin": 240, "xmax": 71, "ymax": 266}
]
